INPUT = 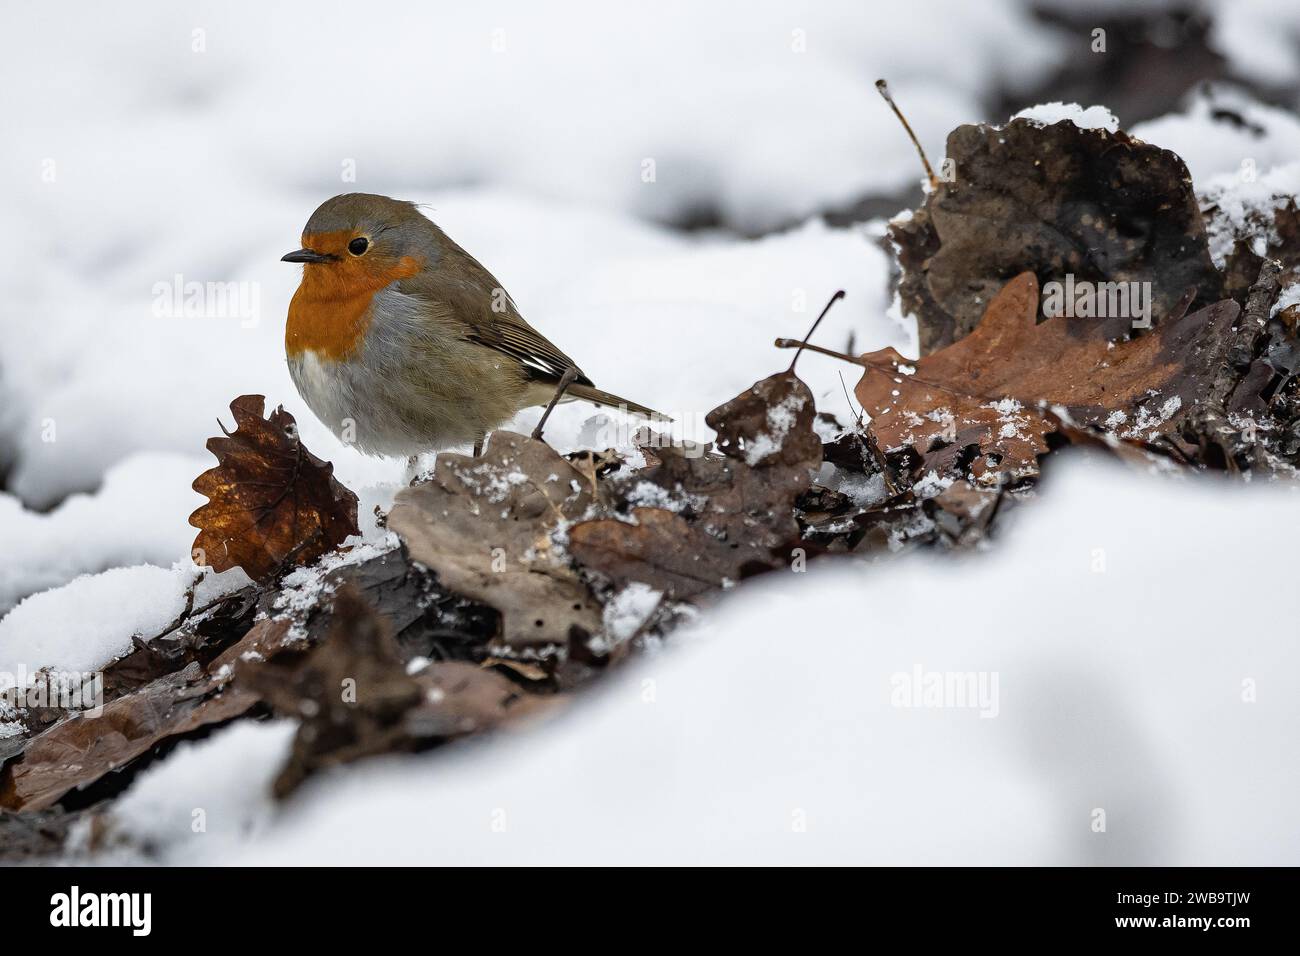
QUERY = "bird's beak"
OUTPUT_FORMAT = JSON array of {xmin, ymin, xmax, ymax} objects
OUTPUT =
[{"xmin": 281, "ymin": 248, "xmax": 336, "ymax": 263}]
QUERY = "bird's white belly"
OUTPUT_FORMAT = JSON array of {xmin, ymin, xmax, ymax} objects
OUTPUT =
[{"xmin": 287, "ymin": 349, "xmax": 428, "ymax": 457}]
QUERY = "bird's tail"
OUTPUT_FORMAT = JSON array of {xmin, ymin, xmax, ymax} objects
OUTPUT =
[{"xmin": 566, "ymin": 383, "xmax": 672, "ymax": 422}]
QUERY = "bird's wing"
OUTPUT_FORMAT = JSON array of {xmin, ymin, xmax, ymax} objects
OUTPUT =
[
  {"xmin": 401, "ymin": 246, "xmax": 592, "ymax": 386},
  {"xmin": 464, "ymin": 310, "xmax": 593, "ymax": 386}
]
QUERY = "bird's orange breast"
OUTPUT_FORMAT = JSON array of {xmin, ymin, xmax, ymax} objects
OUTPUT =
[{"xmin": 285, "ymin": 231, "xmax": 421, "ymax": 361}]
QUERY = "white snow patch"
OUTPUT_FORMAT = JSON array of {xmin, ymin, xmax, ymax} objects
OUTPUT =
[
  {"xmin": 1200, "ymin": 161, "xmax": 1300, "ymax": 267},
  {"xmin": 89, "ymin": 720, "xmax": 297, "ymax": 863},
  {"xmin": 744, "ymin": 392, "xmax": 807, "ymax": 466},
  {"xmin": 1272, "ymin": 284, "xmax": 1300, "ymax": 318},
  {"xmin": 1012, "ymin": 102, "xmax": 1119, "ymax": 133},
  {"xmin": 0, "ymin": 566, "xmax": 191, "ymax": 678},
  {"xmin": 596, "ymin": 582, "xmax": 663, "ymax": 650}
]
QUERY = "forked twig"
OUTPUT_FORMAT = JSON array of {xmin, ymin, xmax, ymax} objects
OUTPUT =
[{"xmin": 787, "ymin": 290, "xmax": 846, "ymax": 373}]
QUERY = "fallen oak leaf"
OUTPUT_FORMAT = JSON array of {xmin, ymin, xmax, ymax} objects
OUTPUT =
[
  {"xmin": 406, "ymin": 660, "xmax": 560, "ymax": 739},
  {"xmin": 387, "ymin": 431, "xmax": 602, "ymax": 653},
  {"xmin": 858, "ymin": 273, "xmax": 1237, "ymax": 479},
  {"xmin": 867, "ymin": 273, "xmax": 1238, "ymax": 478},
  {"xmin": 189, "ymin": 395, "xmax": 360, "ymax": 583},
  {"xmin": 776, "ymin": 273, "xmax": 1239, "ymax": 483}
]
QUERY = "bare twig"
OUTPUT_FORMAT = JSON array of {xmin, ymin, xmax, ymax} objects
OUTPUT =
[
  {"xmin": 876, "ymin": 79, "xmax": 939, "ymax": 191},
  {"xmin": 837, "ymin": 371, "xmax": 864, "ymax": 427},
  {"xmin": 774, "ymin": 337, "xmax": 868, "ymax": 367},
  {"xmin": 787, "ymin": 290, "xmax": 846, "ymax": 373}
]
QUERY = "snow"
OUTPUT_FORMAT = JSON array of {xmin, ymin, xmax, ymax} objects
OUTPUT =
[
  {"xmin": 1200, "ymin": 162, "xmax": 1300, "ymax": 267},
  {"xmin": 85, "ymin": 720, "xmax": 298, "ymax": 863},
  {"xmin": 1012, "ymin": 103, "xmax": 1120, "ymax": 133},
  {"xmin": 744, "ymin": 390, "xmax": 807, "ymax": 465},
  {"xmin": 0, "ymin": 452, "xmax": 207, "ymax": 614},
  {"xmin": 1131, "ymin": 86, "xmax": 1300, "ymax": 186},
  {"xmin": 1207, "ymin": 0, "xmax": 1300, "ymax": 86},
  {"xmin": 270, "ymin": 534, "xmax": 400, "ymax": 640},
  {"xmin": 0, "ymin": 565, "xmax": 191, "ymax": 681},
  {"xmin": 912, "ymin": 470, "xmax": 954, "ymax": 499},
  {"xmin": 88, "ymin": 457, "xmax": 1298, "ymax": 865},
  {"xmin": 1274, "ymin": 284, "xmax": 1300, "ymax": 317},
  {"xmin": 599, "ymin": 582, "xmax": 664, "ymax": 647}
]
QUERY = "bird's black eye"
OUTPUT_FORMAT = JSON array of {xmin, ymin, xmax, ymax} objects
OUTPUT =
[{"xmin": 348, "ymin": 236, "xmax": 369, "ymax": 256}]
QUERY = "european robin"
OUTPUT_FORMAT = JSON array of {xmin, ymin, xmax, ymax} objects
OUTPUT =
[{"xmin": 282, "ymin": 193, "xmax": 660, "ymax": 456}]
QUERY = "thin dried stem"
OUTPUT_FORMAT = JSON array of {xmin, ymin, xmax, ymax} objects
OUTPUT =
[
  {"xmin": 876, "ymin": 79, "xmax": 939, "ymax": 191},
  {"xmin": 786, "ymin": 290, "xmax": 846, "ymax": 373}
]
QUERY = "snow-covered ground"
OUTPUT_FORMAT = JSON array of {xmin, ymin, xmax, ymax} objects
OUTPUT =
[
  {"xmin": 87, "ymin": 459, "xmax": 1300, "ymax": 865},
  {"xmin": 3, "ymin": 1, "xmax": 1300, "ymax": 864}
]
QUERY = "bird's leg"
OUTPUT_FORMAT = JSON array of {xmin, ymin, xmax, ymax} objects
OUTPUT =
[
  {"xmin": 472, "ymin": 434, "xmax": 484, "ymax": 458},
  {"xmin": 403, "ymin": 454, "xmax": 421, "ymax": 485},
  {"xmin": 531, "ymin": 366, "xmax": 579, "ymax": 443}
]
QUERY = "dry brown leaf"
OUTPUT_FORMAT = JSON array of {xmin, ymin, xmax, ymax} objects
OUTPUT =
[
  {"xmin": 855, "ymin": 272, "xmax": 1240, "ymax": 481},
  {"xmin": 408, "ymin": 661, "xmax": 560, "ymax": 738},
  {"xmin": 387, "ymin": 431, "xmax": 602, "ymax": 652},
  {"xmin": 568, "ymin": 372, "xmax": 822, "ymax": 598},
  {"xmin": 570, "ymin": 506, "xmax": 773, "ymax": 599},
  {"xmin": 705, "ymin": 370, "xmax": 823, "ymax": 468},
  {"xmin": 189, "ymin": 395, "xmax": 360, "ymax": 582},
  {"xmin": 246, "ymin": 585, "xmax": 557, "ymax": 797},
  {"xmin": 0, "ymin": 664, "xmax": 256, "ymax": 812}
]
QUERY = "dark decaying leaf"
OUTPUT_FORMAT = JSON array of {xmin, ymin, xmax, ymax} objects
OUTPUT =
[
  {"xmin": 568, "ymin": 372, "xmax": 822, "ymax": 598},
  {"xmin": 705, "ymin": 370, "xmax": 823, "ymax": 468},
  {"xmin": 253, "ymin": 547, "xmax": 500, "ymax": 669},
  {"xmin": 891, "ymin": 118, "xmax": 1223, "ymax": 353},
  {"xmin": 241, "ymin": 585, "xmax": 557, "ymax": 798},
  {"xmin": 0, "ymin": 804, "xmax": 103, "ymax": 861},
  {"xmin": 855, "ymin": 272, "xmax": 1239, "ymax": 481},
  {"xmin": 242, "ymin": 585, "xmax": 422, "ymax": 798},
  {"xmin": 0, "ymin": 664, "xmax": 256, "ymax": 812},
  {"xmin": 189, "ymin": 395, "xmax": 360, "ymax": 583},
  {"xmin": 387, "ymin": 431, "xmax": 602, "ymax": 652},
  {"xmin": 405, "ymin": 661, "xmax": 558, "ymax": 741},
  {"xmin": 1209, "ymin": 187, "xmax": 1300, "ymax": 304}
]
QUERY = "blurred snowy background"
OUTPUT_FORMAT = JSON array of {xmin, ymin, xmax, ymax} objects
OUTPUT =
[{"xmin": 2, "ymin": 0, "xmax": 1299, "ymax": 863}]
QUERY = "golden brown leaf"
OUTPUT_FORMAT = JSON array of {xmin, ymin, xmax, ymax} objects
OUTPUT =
[{"xmin": 189, "ymin": 395, "xmax": 360, "ymax": 582}]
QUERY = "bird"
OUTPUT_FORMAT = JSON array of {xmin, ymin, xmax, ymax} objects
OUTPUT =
[{"xmin": 281, "ymin": 193, "xmax": 661, "ymax": 458}]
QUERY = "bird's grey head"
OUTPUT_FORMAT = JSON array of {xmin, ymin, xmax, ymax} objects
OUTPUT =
[{"xmin": 281, "ymin": 193, "xmax": 440, "ymax": 268}]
